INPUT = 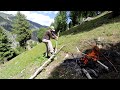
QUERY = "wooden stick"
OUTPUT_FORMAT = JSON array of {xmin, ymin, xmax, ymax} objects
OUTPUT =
[
  {"xmin": 82, "ymin": 68, "xmax": 92, "ymax": 79},
  {"xmin": 54, "ymin": 31, "xmax": 60, "ymax": 59},
  {"xmin": 54, "ymin": 40, "xmax": 58, "ymax": 60},
  {"xmin": 89, "ymin": 68, "xmax": 98, "ymax": 77},
  {"xmin": 76, "ymin": 46, "xmax": 80, "ymax": 52},
  {"xmin": 101, "ymin": 53, "xmax": 118, "ymax": 72},
  {"xmin": 97, "ymin": 60, "xmax": 109, "ymax": 71},
  {"xmin": 55, "ymin": 40, "xmax": 58, "ymax": 53},
  {"xmin": 29, "ymin": 45, "xmax": 65, "ymax": 79},
  {"xmin": 63, "ymin": 53, "xmax": 69, "ymax": 60}
]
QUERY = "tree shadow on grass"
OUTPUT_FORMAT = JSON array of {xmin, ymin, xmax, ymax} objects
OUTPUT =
[
  {"xmin": 61, "ymin": 11, "xmax": 120, "ymax": 36},
  {"xmin": 47, "ymin": 42, "xmax": 120, "ymax": 79}
]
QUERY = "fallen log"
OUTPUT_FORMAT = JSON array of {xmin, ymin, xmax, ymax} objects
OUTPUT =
[{"xmin": 29, "ymin": 45, "xmax": 65, "ymax": 79}]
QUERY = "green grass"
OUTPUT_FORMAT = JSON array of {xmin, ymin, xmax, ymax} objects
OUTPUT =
[
  {"xmin": 0, "ymin": 43, "xmax": 47, "ymax": 79},
  {"xmin": 0, "ymin": 11, "xmax": 120, "ymax": 79},
  {"xmin": 58, "ymin": 11, "xmax": 120, "ymax": 53}
]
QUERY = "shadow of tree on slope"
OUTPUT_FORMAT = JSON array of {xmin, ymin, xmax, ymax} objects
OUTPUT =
[
  {"xmin": 61, "ymin": 12, "xmax": 120, "ymax": 36},
  {"xmin": 47, "ymin": 42, "xmax": 120, "ymax": 79}
]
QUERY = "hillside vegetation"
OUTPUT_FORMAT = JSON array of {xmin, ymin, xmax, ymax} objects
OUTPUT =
[{"xmin": 0, "ymin": 11, "xmax": 120, "ymax": 79}]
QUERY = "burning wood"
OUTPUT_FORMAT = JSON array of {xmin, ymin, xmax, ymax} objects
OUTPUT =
[
  {"xmin": 83, "ymin": 39, "xmax": 118, "ymax": 72},
  {"xmin": 57, "ymin": 40, "xmax": 120, "ymax": 79},
  {"xmin": 73, "ymin": 39, "xmax": 119, "ymax": 79},
  {"xmin": 81, "ymin": 68, "xmax": 92, "ymax": 79}
]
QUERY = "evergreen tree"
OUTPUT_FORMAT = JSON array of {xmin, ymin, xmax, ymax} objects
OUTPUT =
[
  {"xmin": 12, "ymin": 11, "xmax": 31, "ymax": 47},
  {"xmin": 0, "ymin": 27, "xmax": 15, "ymax": 63},
  {"xmin": 69, "ymin": 11, "xmax": 80, "ymax": 26},
  {"xmin": 54, "ymin": 11, "xmax": 67, "ymax": 32},
  {"xmin": 69, "ymin": 11, "xmax": 101, "ymax": 27}
]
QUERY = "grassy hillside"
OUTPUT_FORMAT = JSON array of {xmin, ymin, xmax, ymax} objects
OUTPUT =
[
  {"xmin": 58, "ymin": 11, "xmax": 120, "ymax": 52},
  {"xmin": 0, "ymin": 11, "xmax": 120, "ymax": 79},
  {"xmin": 0, "ymin": 43, "xmax": 47, "ymax": 79}
]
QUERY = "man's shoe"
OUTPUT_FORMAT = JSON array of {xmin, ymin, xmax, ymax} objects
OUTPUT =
[{"xmin": 45, "ymin": 56, "xmax": 50, "ymax": 58}]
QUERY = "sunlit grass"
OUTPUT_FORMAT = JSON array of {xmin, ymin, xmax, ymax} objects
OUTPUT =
[
  {"xmin": 0, "ymin": 11, "xmax": 120, "ymax": 79},
  {"xmin": 0, "ymin": 43, "xmax": 47, "ymax": 79}
]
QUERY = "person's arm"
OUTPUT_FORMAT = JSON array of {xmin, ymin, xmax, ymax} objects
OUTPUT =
[
  {"xmin": 49, "ymin": 31, "xmax": 58, "ymax": 40},
  {"xmin": 52, "ymin": 31, "xmax": 58, "ymax": 40}
]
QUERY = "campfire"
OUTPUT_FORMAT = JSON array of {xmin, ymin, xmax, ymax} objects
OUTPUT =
[{"xmin": 63, "ymin": 38, "xmax": 120, "ymax": 79}]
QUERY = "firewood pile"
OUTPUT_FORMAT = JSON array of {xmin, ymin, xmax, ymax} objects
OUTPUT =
[{"xmin": 62, "ymin": 39, "xmax": 120, "ymax": 79}]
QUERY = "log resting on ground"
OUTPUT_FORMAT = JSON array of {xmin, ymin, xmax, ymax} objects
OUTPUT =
[{"xmin": 29, "ymin": 45, "xmax": 65, "ymax": 79}]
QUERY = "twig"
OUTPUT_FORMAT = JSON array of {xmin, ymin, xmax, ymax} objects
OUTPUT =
[
  {"xmin": 63, "ymin": 53, "xmax": 69, "ymax": 60},
  {"xmin": 101, "ymin": 53, "xmax": 118, "ymax": 72},
  {"xmin": 82, "ymin": 68, "xmax": 92, "ymax": 79},
  {"xmin": 97, "ymin": 60, "xmax": 109, "ymax": 71},
  {"xmin": 54, "ymin": 31, "xmax": 60, "ymax": 58},
  {"xmin": 89, "ymin": 68, "xmax": 98, "ymax": 77}
]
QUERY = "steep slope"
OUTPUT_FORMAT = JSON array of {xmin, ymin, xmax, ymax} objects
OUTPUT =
[
  {"xmin": 0, "ymin": 12, "xmax": 13, "ymax": 19},
  {"xmin": 36, "ymin": 11, "xmax": 120, "ymax": 79},
  {"xmin": 0, "ymin": 16, "xmax": 12, "ymax": 31},
  {"xmin": 0, "ymin": 43, "xmax": 47, "ymax": 79},
  {"xmin": 0, "ymin": 11, "xmax": 120, "ymax": 79}
]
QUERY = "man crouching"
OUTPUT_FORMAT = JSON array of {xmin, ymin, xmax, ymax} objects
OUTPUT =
[{"xmin": 42, "ymin": 26, "xmax": 58, "ymax": 58}]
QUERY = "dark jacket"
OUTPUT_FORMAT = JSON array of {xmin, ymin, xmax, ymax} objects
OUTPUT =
[{"xmin": 42, "ymin": 30, "xmax": 57, "ymax": 40}]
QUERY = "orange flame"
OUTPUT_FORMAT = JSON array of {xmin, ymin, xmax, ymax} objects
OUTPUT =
[{"xmin": 81, "ymin": 46, "xmax": 100, "ymax": 64}]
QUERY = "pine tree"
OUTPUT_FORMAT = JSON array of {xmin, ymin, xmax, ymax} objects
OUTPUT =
[
  {"xmin": 54, "ymin": 11, "xmax": 67, "ymax": 32},
  {"xmin": 69, "ymin": 11, "xmax": 81, "ymax": 26},
  {"xmin": 69, "ymin": 11, "xmax": 100, "ymax": 27},
  {"xmin": 12, "ymin": 11, "xmax": 31, "ymax": 47},
  {"xmin": 0, "ymin": 27, "xmax": 15, "ymax": 63}
]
